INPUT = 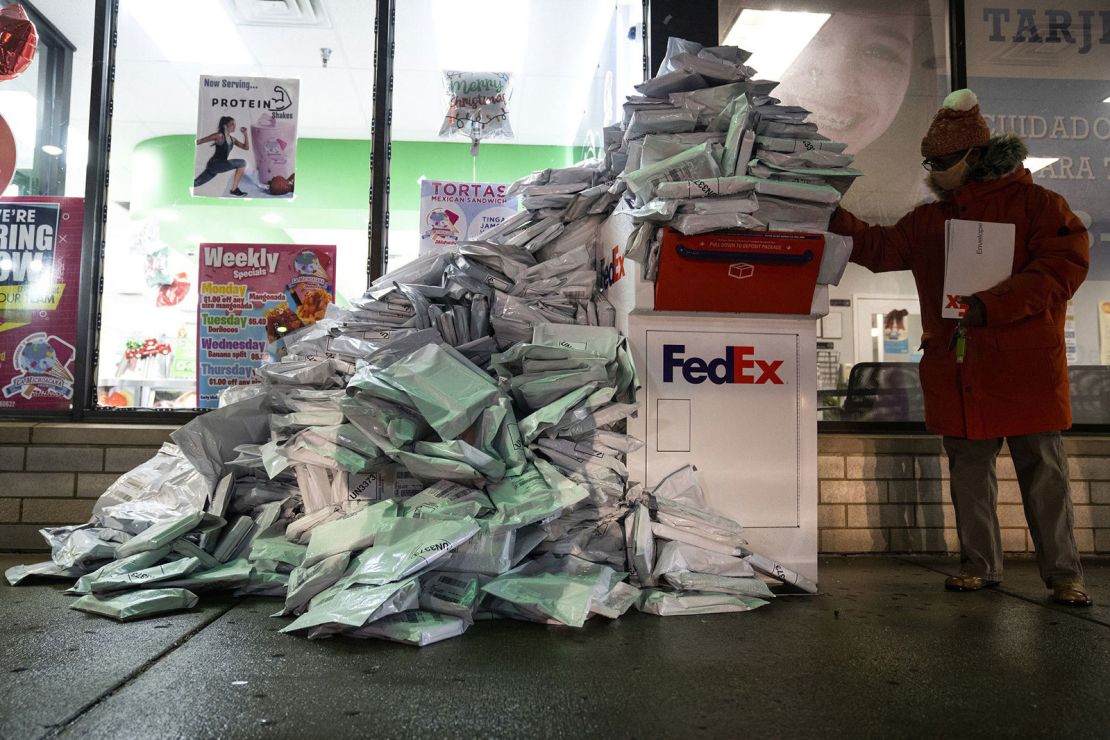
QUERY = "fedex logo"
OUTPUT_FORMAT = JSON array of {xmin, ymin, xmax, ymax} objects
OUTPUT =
[
  {"xmin": 596, "ymin": 245, "xmax": 626, "ymax": 291},
  {"xmin": 662, "ymin": 344, "xmax": 784, "ymax": 385}
]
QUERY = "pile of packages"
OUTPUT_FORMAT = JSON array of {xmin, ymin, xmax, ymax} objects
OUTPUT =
[
  {"xmin": 613, "ymin": 37, "xmax": 856, "ymax": 283},
  {"xmin": 5, "ymin": 37, "xmax": 824, "ymax": 647}
]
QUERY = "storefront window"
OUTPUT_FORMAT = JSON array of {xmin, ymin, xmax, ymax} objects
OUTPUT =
[
  {"xmin": 0, "ymin": 0, "xmax": 93, "ymax": 198},
  {"xmin": 95, "ymin": 0, "xmax": 374, "ymax": 408},
  {"xmin": 0, "ymin": 1, "xmax": 94, "ymax": 413},
  {"xmin": 966, "ymin": 0, "xmax": 1110, "ymax": 423},
  {"xmin": 719, "ymin": 0, "xmax": 950, "ymax": 421},
  {"xmin": 385, "ymin": 0, "xmax": 644, "ymax": 272}
]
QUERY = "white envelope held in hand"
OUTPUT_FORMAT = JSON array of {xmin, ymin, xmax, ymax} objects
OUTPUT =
[{"xmin": 942, "ymin": 219, "xmax": 1015, "ymax": 319}]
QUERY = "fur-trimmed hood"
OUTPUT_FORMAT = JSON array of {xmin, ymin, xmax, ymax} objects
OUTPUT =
[{"xmin": 967, "ymin": 133, "xmax": 1028, "ymax": 182}]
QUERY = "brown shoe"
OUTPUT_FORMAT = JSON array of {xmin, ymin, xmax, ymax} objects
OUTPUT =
[
  {"xmin": 944, "ymin": 574, "xmax": 1000, "ymax": 592},
  {"xmin": 1050, "ymin": 579, "xmax": 1093, "ymax": 607}
]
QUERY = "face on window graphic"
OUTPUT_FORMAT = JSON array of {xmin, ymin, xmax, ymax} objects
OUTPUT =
[{"xmin": 774, "ymin": 13, "xmax": 914, "ymax": 154}]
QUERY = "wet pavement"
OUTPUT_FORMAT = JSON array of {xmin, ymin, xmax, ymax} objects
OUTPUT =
[{"xmin": 1, "ymin": 554, "xmax": 1107, "ymax": 739}]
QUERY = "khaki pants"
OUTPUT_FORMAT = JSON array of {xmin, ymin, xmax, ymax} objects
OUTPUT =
[{"xmin": 943, "ymin": 432, "xmax": 1083, "ymax": 585}]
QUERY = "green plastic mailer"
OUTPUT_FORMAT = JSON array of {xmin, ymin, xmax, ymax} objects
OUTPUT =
[
  {"xmin": 390, "ymin": 449, "xmax": 484, "ymax": 485},
  {"xmin": 414, "ymin": 440, "xmax": 505, "ymax": 482},
  {"xmin": 592, "ymin": 581, "xmax": 641, "ymax": 619},
  {"xmin": 750, "ymin": 158, "xmax": 863, "ymax": 178},
  {"xmin": 280, "ymin": 576, "xmax": 419, "ymax": 634},
  {"xmin": 340, "ymin": 517, "xmax": 480, "ymax": 588},
  {"xmin": 67, "ymin": 547, "xmax": 172, "ymax": 594},
  {"xmin": 212, "ymin": 516, "xmax": 258, "ymax": 563},
  {"xmin": 492, "ymin": 397, "xmax": 527, "ymax": 478},
  {"xmin": 663, "ymin": 571, "xmax": 775, "ymax": 599},
  {"xmin": 520, "ymin": 355, "xmax": 610, "ymax": 377},
  {"xmin": 512, "ymin": 366, "xmax": 610, "ymax": 412},
  {"xmin": 555, "ymin": 401, "xmax": 638, "ymax": 439},
  {"xmin": 71, "ymin": 588, "xmax": 199, "ymax": 621},
  {"xmin": 481, "ymin": 571, "xmax": 600, "ymax": 628},
  {"xmin": 626, "ymin": 503, "xmax": 656, "ymax": 587},
  {"xmin": 346, "ymin": 369, "xmax": 417, "ymax": 409},
  {"xmin": 654, "ymin": 498, "xmax": 745, "ymax": 542},
  {"xmin": 435, "ymin": 523, "xmax": 516, "ymax": 575},
  {"xmin": 403, "ymin": 481, "xmax": 493, "ymax": 520},
  {"xmin": 419, "ymin": 572, "xmax": 481, "ymax": 624},
  {"xmin": 473, "ymin": 403, "xmax": 506, "ymax": 455},
  {"xmin": 636, "ymin": 589, "xmax": 768, "ymax": 616},
  {"xmin": 249, "ymin": 533, "xmax": 308, "ymax": 568},
  {"xmin": 285, "ymin": 429, "xmax": 376, "ymax": 474},
  {"xmin": 523, "ymin": 553, "xmax": 627, "ymax": 618},
  {"xmin": 236, "ymin": 567, "xmax": 289, "ymax": 598},
  {"xmin": 90, "ymin": 557, "xmax": 202, "ymax": 593},
  {"xmin": 6, "ymin": 561, "xmax": 85, "ymax": 587},
  {"xmin": 651, "ymin": 540, "xmax": 755, "ymax": 580},
  {"xmin": 171, "ymin": 537, "xmax": 222, "ymax": 570},
  {"xmin": 158, "ymin": 558, "xmax": 254, "ymax": 591},
  {"xmin": 379, "ymin": 344, "xmax": 500, "ymax": 441},
  {"xmin": 115, "ymin": 511, "xmax": 205, "ymax": 559},
  {"xmin": 547, "ymin": 386, "xmax": 618, "ymax": 437},
  {"xmin": 531, "ymin": 324, "xmax": 621, "ymax": 362},
  {"xmin": 613, "ymin": 341, "xmax": 639, "ymax": 403},
  {"xmin": 490, "ymin": 343, "xmax": 599, "ymax": 379},
  {"xmin": 486, "ymin": 460, "xmax": 589, "ymax": 531},
  {"xmin": 283, "ymin": 552, "xmax": 350, "ymax": 615},
  {"xmin": 348, "ymin": 610, "xmax": 469, "ymax": 646},
  {"xmin": 335, "ymin": 423, "xmax": 385, "ymax": 460},
  {"xmin": 259, "ymin": 438, "xmax": 291, "ymax": 479},
  {"xmin": 517, "ymin": 384, "xmax": 599, "ymax": 443},
  {"xmin": 741, "ymin": 550, "xmax": 819, "ymax": 594},
  {"xmin": 302, "ymin": 499, "xmax": 398, "ymax": 568},
  {"xmin": 343, "ymin": 392, "xmax": 429, "ymax": 449},
  {"xmin": 721, "ymin": 93, "xmax": 752, "ymax": 176}
]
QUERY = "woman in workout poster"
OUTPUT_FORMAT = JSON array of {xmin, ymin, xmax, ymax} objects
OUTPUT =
[{"xmin": 192, "ymin": 75, "xmax": 300, "ymax": 199}]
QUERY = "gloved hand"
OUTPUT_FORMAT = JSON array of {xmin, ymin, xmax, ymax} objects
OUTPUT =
[{"xmin": 959, "ymin": 295, "xmax": 987, "ymax": 328}]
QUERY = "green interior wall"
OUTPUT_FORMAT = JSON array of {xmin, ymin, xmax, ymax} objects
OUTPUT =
[{"xmin": 131, "ymin": 135, "xmax": 580, "ymax": 247}]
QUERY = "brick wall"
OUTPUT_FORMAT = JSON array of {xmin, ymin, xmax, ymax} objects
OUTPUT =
[
  {"xmin": 818, "ymin": 435, "xmax": 1110, "ymax": 555},
  {"xmin": 0, "ymin": 423, "xmax": 171, "ymax": 550},
  {"xmin": 1, "ymin": 424, "xmax": 1108, "ymax": 556}
]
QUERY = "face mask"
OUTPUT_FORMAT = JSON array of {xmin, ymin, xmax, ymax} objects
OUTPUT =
[{"xmin": 929, "ymin": 151, "xmax": 971, "ymax": 191}]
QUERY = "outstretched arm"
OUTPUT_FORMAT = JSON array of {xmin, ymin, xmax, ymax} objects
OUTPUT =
[
  {"xmin": 195, "ymin": 133, "xmax": 220, "ymax": 146},
  {"xmin": 829, "ymin": 206, "xmax": 917, "ymax": 274}
]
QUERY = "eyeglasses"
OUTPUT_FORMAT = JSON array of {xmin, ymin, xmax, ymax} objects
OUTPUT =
[{"xmin": 922, "ymin": 150, "xmax": 970, "ymax": 171}]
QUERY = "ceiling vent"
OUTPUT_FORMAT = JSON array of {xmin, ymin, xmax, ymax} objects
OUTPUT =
[{"xmin": 227, "ymin": 0, "xmax": 330, "ymax": 28}]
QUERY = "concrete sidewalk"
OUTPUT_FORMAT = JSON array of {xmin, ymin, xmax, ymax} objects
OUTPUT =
[{"xmin": 2, "ymin": 555, "xmax": 1108, "ymax": 739}]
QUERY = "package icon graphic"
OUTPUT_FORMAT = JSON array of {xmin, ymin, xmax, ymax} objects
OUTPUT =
[{"xmin": 729, "ymin": 263, "xmax": 754, "ymax": 280}]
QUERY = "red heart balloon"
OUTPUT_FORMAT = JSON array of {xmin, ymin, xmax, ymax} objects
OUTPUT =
[{"xmin": 0, "ymin": 4, "xmax": 37, "ymax": 82}]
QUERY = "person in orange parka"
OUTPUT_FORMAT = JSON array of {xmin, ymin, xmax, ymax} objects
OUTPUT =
[{"xmin": 830, "ymin": 89, "xmax": 1092, "ymax": 606}]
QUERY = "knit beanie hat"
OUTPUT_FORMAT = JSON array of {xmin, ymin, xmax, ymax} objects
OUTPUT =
[{"xmin": 920, "ymin": 89, "xmax": 991, "ymax": 159}]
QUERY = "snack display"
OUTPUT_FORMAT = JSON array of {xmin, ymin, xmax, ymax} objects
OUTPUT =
[{"xmin": 265, "ymin": 303, "xmax": 303, "ymax": 342}]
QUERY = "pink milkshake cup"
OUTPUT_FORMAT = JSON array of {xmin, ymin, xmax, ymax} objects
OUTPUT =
[{"xmin": 250, "ymin": 113, "xmax": 296, "ymax": 188}]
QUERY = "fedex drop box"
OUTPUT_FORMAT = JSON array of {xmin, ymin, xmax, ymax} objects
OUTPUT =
[{"xmin": 624, "ymin": 309, "xmax": 819, "ymax": 583}]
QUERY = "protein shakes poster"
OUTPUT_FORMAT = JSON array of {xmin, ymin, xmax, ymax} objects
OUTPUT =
[
  {"xmin": 0, "ymin": 197, "xmax": 83, "ymax": 410},
  {"xmin": 193, "ymin": 75, "xmax": 300, "ymax": 199},
  {"xmin": 418, "ymin": 179, "xmax": 519, "ymax": 254},
  {"xmin": 196, "ymin": 243, "xmax": 335, "ymax": 408}
]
